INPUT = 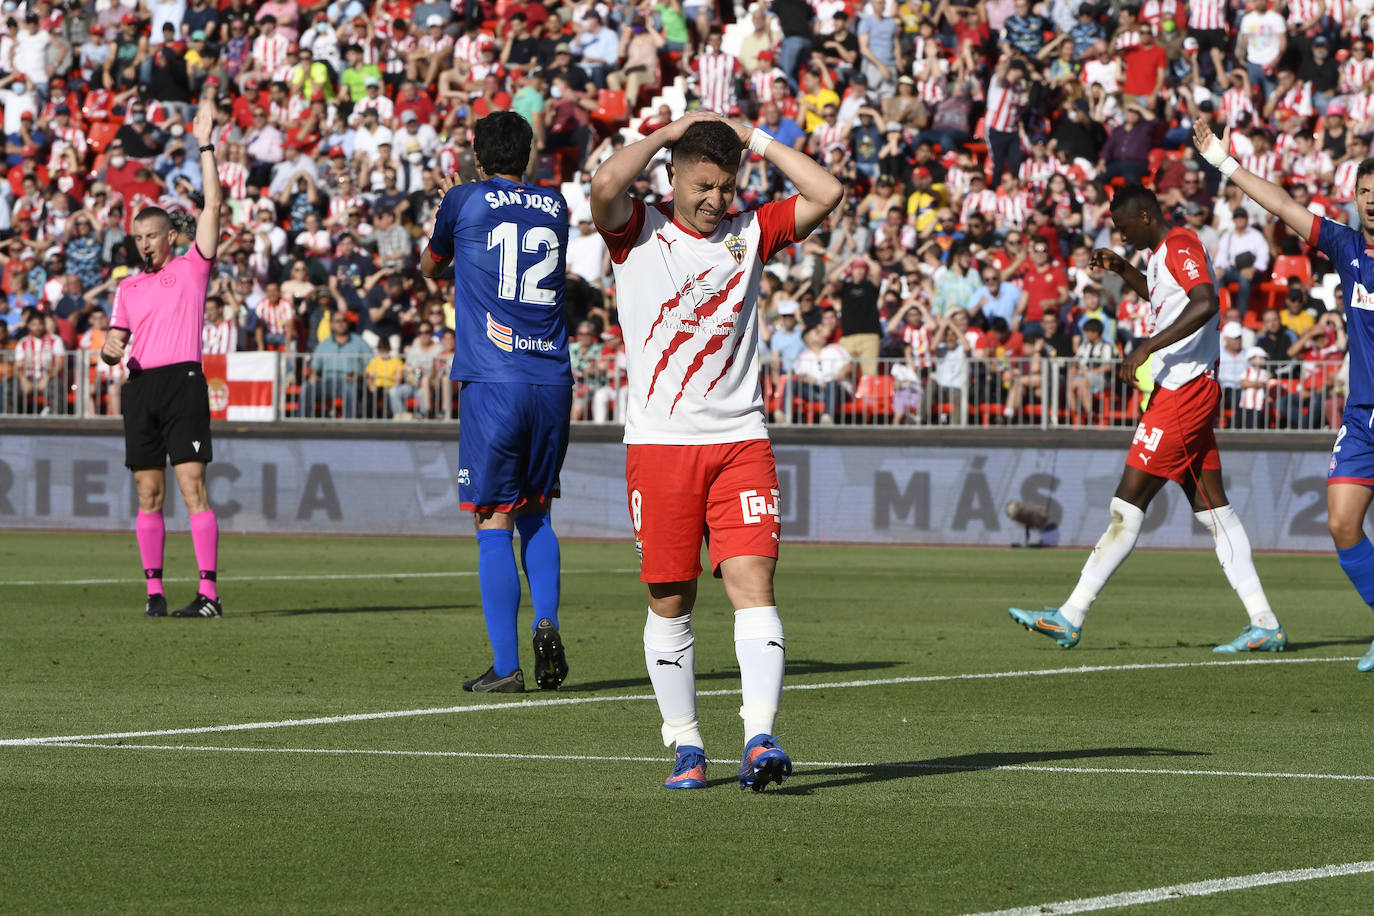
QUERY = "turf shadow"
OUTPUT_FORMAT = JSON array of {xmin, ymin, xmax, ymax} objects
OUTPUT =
[
  {"xmin": 560, "ymin": 658, "xmax": 903, "ymax": 692},
  {"xmin": 248, "ymin": 603, "xmax": 474, "ymax": 616},
  {"xmin": 777, "ymin": 746, "xmax": 1210, "ymax": 795}
]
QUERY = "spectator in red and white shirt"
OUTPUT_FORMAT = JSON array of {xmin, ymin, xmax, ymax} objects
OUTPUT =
[
  {"xmin": 694, "ymin": 30, "xmax": 741, "ymax": 115},
  {"xmin": 1340, "ymin": 37, "xmax": 1374, "ymax": 95},
  {"xmin": 1218, "ymin": 70, "xmax": 1257, "ymax": 128},
  {"xmin": 960, "ymin": 172, "xmax": 998, "ymax": 226},
  {"xmin": 1288, "ymin": 133, "xmax": 1334, "ymax": 192},
  {"xmin": 1263, "ymin": 69, "xmax": 1314, "ymax": 121},
  {"xmin": 247, "ymin": 16, "xmax": 293, "ymax": 84},
  {"xmin": 408, "ymin": 15, "xmax": 455, "ymax": 89},
  {"xmin": 254, "ymin": 282, "xmax": 296, "ymax": 351},
  {"xmin": 15, "ymin": 311, "xmax": 66, "ymax": 413},
  {"xmin": 203, "ymin": 295, "xmax": 240, "ymax": 356}
]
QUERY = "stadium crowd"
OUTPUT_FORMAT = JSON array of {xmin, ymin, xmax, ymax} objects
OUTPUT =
[{"xmin": 0, "ymin": 0, "xmax": 1357, "ymax": 427}]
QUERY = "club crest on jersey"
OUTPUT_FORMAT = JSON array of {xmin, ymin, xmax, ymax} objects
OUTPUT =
[{"xmin": 723, "ymin": 234, "xmax": 748, "ymax": 264}]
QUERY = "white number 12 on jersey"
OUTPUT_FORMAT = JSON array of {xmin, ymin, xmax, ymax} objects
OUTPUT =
[{"xmin": 487, "ymin": 222, "xmax": 559, "ymax": 305}]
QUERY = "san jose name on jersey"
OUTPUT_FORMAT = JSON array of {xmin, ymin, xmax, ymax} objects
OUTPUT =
[
  {"xmin": 430, "ymin": 175, "xmax": 572, "ymax": 386},
  {"xmin": 597, "ymin": 196, "xmax": 802, "ymax": 445}
]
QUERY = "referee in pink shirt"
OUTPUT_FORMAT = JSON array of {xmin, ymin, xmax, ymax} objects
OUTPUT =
[{"xmin": 102, "ymin": 92, "xmax": 224, "ymax": 619}]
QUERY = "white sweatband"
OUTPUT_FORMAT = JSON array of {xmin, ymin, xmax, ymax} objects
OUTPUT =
[
  {"xmin": 748, "ymin": 127, "xmax": 773, "ymax": 157},
  {"xmin": 1200, "ymin": 133, "xmax": 1240, "ymax": 178}
]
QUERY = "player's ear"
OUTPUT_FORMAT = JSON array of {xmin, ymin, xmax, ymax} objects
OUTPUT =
[{"xmin": 665, "ymin": 163, "xmax": 675, "ymax": 184}]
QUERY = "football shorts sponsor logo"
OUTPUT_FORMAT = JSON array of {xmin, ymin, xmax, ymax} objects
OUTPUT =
[
  {"xmin": 456, "ymin": 467, "xmax": 471, "ymax": 485},
  {"xmin": 486, "ymin": 312, "xmax": 556, "ymax": 352},
  {"xmin": 739, "ymin": 488, "xmax": 780, "ymax": 525},
  {"xmin": 1132, "ymin": 424, "xmax": 1164, "ymax": 453}
]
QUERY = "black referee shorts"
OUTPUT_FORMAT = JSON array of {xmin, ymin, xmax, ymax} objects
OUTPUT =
[{"xmin": 122, "ymin": 361, "xmax": 214, "ymax": 470}]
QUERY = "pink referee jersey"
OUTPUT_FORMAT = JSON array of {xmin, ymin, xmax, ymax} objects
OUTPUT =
[{"xmin": 109, "ymin": 245, "xmax": 215, "ymax": 371}]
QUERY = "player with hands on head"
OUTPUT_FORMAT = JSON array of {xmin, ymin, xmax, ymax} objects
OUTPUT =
[
  {"xmin": 590, "ymin": 109, "xmax": 843, "ymax": 790},
  {"xmin": 1195, "ymin": 117, "xmax": 1374, "ymax": 670},
  {"xmin": 1009, "ymin": 181, "xmax": 1284, "ymax": 653},
  {"xmin": 420, "ymin": 112, "xmax": 572, "ymax": 695},
  {"xmin": 101, "ymin": 90, "xmax": 225, "ymax": 619}
]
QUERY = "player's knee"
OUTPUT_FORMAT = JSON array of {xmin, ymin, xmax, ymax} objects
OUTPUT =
[{"xmin": 1329, "ymin": 512, "xmax": 1364, "ymax": 549}]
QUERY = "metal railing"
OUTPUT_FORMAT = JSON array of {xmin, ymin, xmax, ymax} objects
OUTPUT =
[{"xmin": 0, "ymin": 350, "xmax": 1347, "ymax": 433}]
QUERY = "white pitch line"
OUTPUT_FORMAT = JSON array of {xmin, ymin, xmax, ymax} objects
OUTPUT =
[
  {"xmin": 961, "ymin": 860, "xmax": 1374, "ymax": 916},
  {"xmin": 0, "ymin": 568, "xmax": 639, "ymax": 587},
  {"xmin": 28, "ymin": 742, "xmax": 1374, "ymax": 783},
  {"xmin": 0, "ymin": 655, "xmax": 1357, "ymax": 748}
]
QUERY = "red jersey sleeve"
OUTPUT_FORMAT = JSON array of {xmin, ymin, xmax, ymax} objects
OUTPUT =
[
  {"xmin": 1163, "ymin": 233, "xmax": 1212, "ymax": 294},
  {"xmin": 595, "ymin": 197, "xmax": 646, "ymax": 265},
  {"xmin": 755, "ymin": 195, "xmax": 801, "ymax": 262}
]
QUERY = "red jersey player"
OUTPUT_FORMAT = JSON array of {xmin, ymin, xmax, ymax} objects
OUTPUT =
[
  {"xmin": 1009, "ymin": 183, "xmax": 1286, "ymax": 652},
  {"xmin": 590, "ymin": 112, "xmax": 842, "ymax": 791}
]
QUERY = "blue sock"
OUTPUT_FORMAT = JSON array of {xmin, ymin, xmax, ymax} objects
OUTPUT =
[
  {"xmin": 476, "ymin": 529, "xmax": 521, "ymax": 676},
  {"xmin": 1338, "ymin": 536, "xmax": 1374, "ymax": 609},
  {"xmin": 516, "ymin": 512, "xmax": 561, "ymax": 632}
]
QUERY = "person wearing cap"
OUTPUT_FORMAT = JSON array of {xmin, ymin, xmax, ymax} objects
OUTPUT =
[
  {"xmin": 1319, "ymin": 103, "xmax": 1350, "ymax": 162},
  {"xmin": 408, "ymin": 14, "xmax": 455, "ymax": 88},
  {"xmin": 761, "ymin": 299, "xmax": 805, "ymax": 375},
  {"xmin": 1182, "ymin": 200, "xmax": 1219, "ymax": 253},
  {"xmin": 1234, "ymin": 345, "xmax": 1273, "ymax": 429},
  {"xmin": 357, "ymin": 75, "xmax": 395, "ymax": 121},
  {"xmin": 1300, "ymin": 35, "xmax": 1339, "ymax": 113},
  {"xmin": 1218, "ymin": 319, "xmax": 1250, "ymax": 413}
]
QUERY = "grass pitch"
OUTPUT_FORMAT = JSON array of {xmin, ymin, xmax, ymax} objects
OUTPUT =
[{"xmin": 3, "ymin": 532, "xmax": 1374, "ymax": 914}]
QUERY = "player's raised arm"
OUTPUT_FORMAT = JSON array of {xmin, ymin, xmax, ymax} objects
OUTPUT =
[
  {"xmin": 1194, "ymin": 120, "xmax": 1315, "ymax": 239},
  {"xmin": 192, "ymin": 92, "xmax": 220, "ymax": 260},
  {"xmin": 733, "ymin": 118, "xmax": 844, "ymax": 237},
  {"xmin": 589, "ymin": 111, "xmax": 722, "ymax": 232},
  {"xmin": 420, "ymin": 172, "xmax": 463, "ymax": 279}
]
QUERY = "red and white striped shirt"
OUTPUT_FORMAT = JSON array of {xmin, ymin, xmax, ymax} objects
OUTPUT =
[
  {"xmin": 918, "ymin": 69, "xmax": 948, "ymax": 106},
  {"xmin": 219, "ymin": 161, "xmax": 249, "ymax": 200},
  {"xmin": 1187, "ymin": 0, "xmax": 1228, "ymax": 31},
  {"xmin": 994, "ymin": 189, "xmax": 1030, "ymax": 230},
  {"xmin": 270, "ymin": 97, "xmax": 311, "ymax": 125},
  {"xmin": 203, "ymin": 318, "xmax": 239, "ymax": 355},
  {"xmin": 984, "ymin": 74, "xmax": 1022, "ymax": 134},
  {"xmin": 1240, "ymin": 365, "xmax": 1269, "ymax": 409},
  {"xmin": 1138, "ymin": 0, "xmax": 1182, "ymax": 32},
  {"xmin": 452, "ymin": 32, "xmax": 495, "ymax": 67},
  {"xmin": 1018, "ymin": 155, "xmax": 1062, "ymax": 199},
  {"xmin": 1289, "ymin": 149, "xmax": 1334, "ymax": 188},
  {"xmin": 811, "ymin": 119, "xmax": 845, "ymax": 152},
  {"xmin": 255, "ymin": 298, "xmax": 294, "ymax": 337},
  {"xmin": 1334, "ymin": 159, "xmax": 1360, "ymax": 202},
  {"xmin": 252, "ymin": 32, "xmax": 293, "ymax": 72},
  {"xmin": 1113, "ymin": 28, "xmax": 1141, "ymax": 52},
  {"xmin": 1287, "ymin": 0, "xmax": 1323, "ymax": 26},
  {"xmin": 960, "ymin": 188, "xmax": 998, "ymax": 224},
  {"xmin": 329, "ymin": 193, "xmax": 366, "ymax": 223},
  {"xmin": 48, "ymin": 124, "xmax": 87, "ymax": 159},
  {"xmin": 386, "ymin": 33, "xmax": 418, "ymax": 75},
  {"xmin": 1240, "ymin": 149, "xmax": 1282, "ymax": 183},
  {"xmin": 901, "ymin": 323, "xmax": 933, "ymax": 370},
  {"xmin": 945, "ymin": 163, "xmax": 974, "ymax": 203},
  {"xmin": 1219, "ymin": 87, "xmax": 1256, "ymax": 128},
  {"xmin": 1274, "ymin": 131, "xmax": 1301, "ymax": 160},
  {"xmin": 1276, "ymin": 81, "xmax": 1315, "ymax": 118},
  {"xmin": 1329, "ymin": 0, "xmax": 1349, "ymax": 26},
  {"xmin": 419, "ymin": 32, "xmax": 455, "ymax": 58},
  {"xmin": 1348, "ymin": 89, "xmax": 1374, "ymax": 126},
  {"xmin": 695, "ymin": 50, "xmax": 741, "ymax": 114},
  {"xmin": 749, "ymin": 67, "xmax": 789, "ymax": 104},
  {"xmin": 15, "ymin": 333, "xmax": 65, "ymax": 380},
  {"xmin": 1341, "ymin": 56, "xmax": 1374, "ymax": 95},
  {"xmin": 271, "ymin": 63, "xmax": 296, "ymax": 85}
]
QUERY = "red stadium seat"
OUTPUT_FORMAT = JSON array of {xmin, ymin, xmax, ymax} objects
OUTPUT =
[
  {"xmin": 1261, "ymin": 255, "xmax": 1314, "ymax": 312},
  {"xmin": 87, "ymin": 120, "xmax": 120, "ymax": 153},
  {"xmin": 844, "ymin": 374, "xmax": 894, "ymax": 422},
  {"xmin": 592, "ymin": 89, "xmax": 628, "ymax": 132}
]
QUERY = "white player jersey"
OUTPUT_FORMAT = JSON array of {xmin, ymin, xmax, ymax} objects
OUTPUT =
[
  {"xmin": 598, "ymin": 196, "xmax": 801, "ymax": 445},
  {"xmin": 1143, "ymin": 226, "xmax": 1220, "ymax": 390}
]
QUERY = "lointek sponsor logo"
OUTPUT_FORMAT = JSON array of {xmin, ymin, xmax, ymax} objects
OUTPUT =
[{"xmin": 486, "ymin": 312, "xmax": 557, "ymax": 352}]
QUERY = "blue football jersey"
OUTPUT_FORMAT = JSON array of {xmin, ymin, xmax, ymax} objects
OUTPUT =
[
  {"xmin": 1312, "ymin": 216, "xmax": 1374, "ymax": 406},
  {"xmin": 429, "ymin": 176, "xmax": 572, "ymax": 385}
]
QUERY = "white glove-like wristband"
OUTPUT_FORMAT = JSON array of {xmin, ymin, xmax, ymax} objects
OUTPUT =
[
  {"xmin": 748, "ymin": 127, "xmax": 773, "ymax": 157},
  {"xmin": 1200, "ymin": 134, "xmax": 1240, "ymax": 178}
]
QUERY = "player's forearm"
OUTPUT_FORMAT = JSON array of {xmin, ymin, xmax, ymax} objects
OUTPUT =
[
  {"xmin": 1143, "ymin": 293, "xmax": 1217, "ymax": 354},
  {"xmin": 1118, "ymin": 264, "xmax": 1149, "ymax": 300},
  {"xmin": 1226, "ymin": 167, "xmax": 1315, "ymax": 238}
]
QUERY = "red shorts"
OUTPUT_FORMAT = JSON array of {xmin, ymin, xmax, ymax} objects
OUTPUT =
[
  {"xmin": 625, "ymin": 439, "xmax": 781, "ymax": 583},
  {"xmin": 1126, "ymin": 373, "xmax": 1222, "ymax": 484}
]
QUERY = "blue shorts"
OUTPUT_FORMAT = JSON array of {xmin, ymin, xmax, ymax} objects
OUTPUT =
[
  {"xmin": 1329, "ymin": 406, "xmax": 1374, "ymax": 487},
  {"xmin": 458, "ymin": 381, "xmax": 572, "ymax": 513}
]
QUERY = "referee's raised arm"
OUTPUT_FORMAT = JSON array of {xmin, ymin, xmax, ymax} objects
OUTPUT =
[{"xmin": 192, "ymin": 92, "xmax": 221, "ymax": 261}]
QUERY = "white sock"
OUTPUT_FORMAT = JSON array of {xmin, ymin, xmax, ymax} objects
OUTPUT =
[
  {"xmin": 1061, "ymin": 497, "xmax": 1144, "ymax": 627},
  {"xmin": 643, "ymin": 609, "xmax": 702, "ymax": 749},
  {"xmin": 1194, "ymin": 506, "xmax": 1280, "ymax": 629},
  {"xmin": 734, "ymin": 606, "xmax": 785, "ymax": 740}
]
